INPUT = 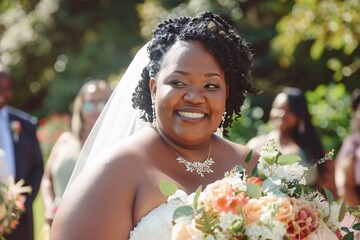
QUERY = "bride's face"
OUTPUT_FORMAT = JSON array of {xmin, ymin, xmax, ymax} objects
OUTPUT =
[{"xmin": 150, "ymin": 41, "xmax": 227, "ymax": 145}]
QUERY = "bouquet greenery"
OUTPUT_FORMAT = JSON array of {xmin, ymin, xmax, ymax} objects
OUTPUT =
[
  {"xmin": 0, "ymin": 177, "xmax": 32, "ymax": 240},
  {"xmin": 161, "ymin": 139, "xmax": 360, "ymax": 240}
]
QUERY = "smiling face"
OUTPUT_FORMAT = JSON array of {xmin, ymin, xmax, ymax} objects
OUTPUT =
[
  {"xmin": 270, "ymin": 93, "xmax": 298, "ymax": 133},
  {"xmin": 150, "ymin": 41, "xmax": 227, "ymax": 146}
]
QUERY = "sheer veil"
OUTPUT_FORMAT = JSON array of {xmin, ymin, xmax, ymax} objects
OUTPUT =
[{"xmin": 67, "ymin": 43, "xmax": 150, "ymax": 188}]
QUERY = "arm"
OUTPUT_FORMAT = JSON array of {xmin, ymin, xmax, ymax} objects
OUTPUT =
[
  {"xmin": 40, "ymin": 133, "xmax": 69, "ymax": 225},
  {"xmin": 51, "ymin": 149, "xmax": 138, "ymax": 240},
  {"xmin": 344, "ymin": 157, "xmax": 360, "ymax": 206}
]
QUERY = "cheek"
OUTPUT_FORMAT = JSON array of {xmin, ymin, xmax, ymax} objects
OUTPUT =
[{"xmin": 286, "ymin": 115, "xmax": 298, "ymax": 128}]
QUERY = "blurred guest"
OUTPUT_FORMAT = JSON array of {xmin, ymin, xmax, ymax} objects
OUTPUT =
[
  {"xmin": 247, "ymin": 87, "xmax": 336, "ymax": 195},
  {"xmin": 40, "ymin": 79, "xmax": 112, "ymax": 227},
  {"xmin": 335, "ymin": 88, "xmax": 360, "ymax": 206},
  {"xmin": 0, "ymin": 69, "xmax": 44, "ymax": 240},
  {"xmin": 335, "ymin": 88, "xmax": 360, "ymax": 240}
]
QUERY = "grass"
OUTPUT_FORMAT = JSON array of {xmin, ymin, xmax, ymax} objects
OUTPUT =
[{"xmin": 34, "ymin": 195, "xmax": 46, "ymax": 240}]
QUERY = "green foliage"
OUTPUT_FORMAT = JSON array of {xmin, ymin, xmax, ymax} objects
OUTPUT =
[
  {"xmin": 306, "ymin": 83, "xmax": 352, "ymax": 152},
  {"xmin": 245, "ymin": 182, "xmax": 262, "ymax": 199},
  {"xmin": 277, "ymin": 154, "xmax": 301, "ymax": 165},
  {"xmin": 195, "ymin": 207, "xmax": 219, "ymax": 234},
  {"xmin": 272, "ymin": 0, "xmax": 360, "ymax": 80},
  {"xmin": 172, "ymin": 205, "xmax": 194, "ymax": 223},
  {"xmin": 228, "ymin": 97, "xmax": 268, "ymax": 144},
  {"xmin": 159, "ymin": 181, "xmax": 178, "ymax": 197}
]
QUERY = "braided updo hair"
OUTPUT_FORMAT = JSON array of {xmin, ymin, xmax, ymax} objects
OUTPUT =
[{"xmin": 132, "ymin": 11, "xmax": 260, "ymax": 136}]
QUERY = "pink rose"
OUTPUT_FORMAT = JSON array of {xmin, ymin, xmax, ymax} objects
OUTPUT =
[{"xmin": 287, "ymin": 199, "xmax": 320, "ymax": 239}]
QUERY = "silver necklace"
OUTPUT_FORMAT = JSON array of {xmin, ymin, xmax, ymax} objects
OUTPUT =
[{"xmin": 158, "ymin": 131, "xmax": 214, "ymax": 177}]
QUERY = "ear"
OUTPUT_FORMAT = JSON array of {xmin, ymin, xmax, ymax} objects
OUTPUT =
[{"xmin": 149, "ymin": 78, "xmax": 157, "ymax": 101}]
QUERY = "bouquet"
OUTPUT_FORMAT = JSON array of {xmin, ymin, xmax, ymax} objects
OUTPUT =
[
  {"xmin": 0, "ymin": 177, "xmax": 32, "ymax": 239},
  {"xmin": 161, "ymin": 139, "xmax": 360, "ymax": 240}
]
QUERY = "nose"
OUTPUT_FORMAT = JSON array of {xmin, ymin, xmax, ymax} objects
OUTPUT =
[{"xmin": 183, "ymin": 86, "xmax": 205, "ymax": 104}]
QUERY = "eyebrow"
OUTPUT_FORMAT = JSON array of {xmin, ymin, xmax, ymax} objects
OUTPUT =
[{"xmin": 174, "ymin": 70, "xmax": 223, "ymax": 78}]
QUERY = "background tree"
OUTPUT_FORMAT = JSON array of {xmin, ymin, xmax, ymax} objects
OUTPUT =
[{"xmin": 0, "ymin": 0, "xmax": 144, "ymax": 117}]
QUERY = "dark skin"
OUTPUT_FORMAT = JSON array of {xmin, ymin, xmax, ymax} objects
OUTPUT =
[{"xmin": 51, "ymin": 41, "xmax": 259, "ymax": 240}]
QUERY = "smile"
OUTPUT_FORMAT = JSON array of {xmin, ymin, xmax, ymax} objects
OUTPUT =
[{"xmin": 177, "ymin": 111, "xmax": 205, "ymax": 119}]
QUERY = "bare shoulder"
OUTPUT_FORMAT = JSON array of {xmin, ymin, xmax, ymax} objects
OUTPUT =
[{"xmin": 51, "ymin": 130, "xmax": 152, "ymax": 240}]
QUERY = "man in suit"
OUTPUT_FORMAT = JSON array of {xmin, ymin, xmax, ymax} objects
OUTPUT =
[{"xmin": 0, "ymin": 69, "xmax": 44, "ymax": 240}]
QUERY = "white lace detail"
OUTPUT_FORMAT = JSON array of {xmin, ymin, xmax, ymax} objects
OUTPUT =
[{"xmin": 129, "ymin": 190, "xmax": 188, "ymax": 240}]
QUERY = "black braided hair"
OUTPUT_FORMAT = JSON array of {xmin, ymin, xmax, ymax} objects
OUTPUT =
[{"xmin": 132, "ymin": 12, "xmax": 260, "ymax": 137}]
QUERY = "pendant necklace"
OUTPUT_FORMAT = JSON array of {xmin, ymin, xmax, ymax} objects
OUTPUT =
[{"xmin": 156, "ymin": 129, "xmax": 214, "ymax": 177}]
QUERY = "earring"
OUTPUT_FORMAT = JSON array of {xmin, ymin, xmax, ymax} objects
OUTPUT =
[
  {"xmin": 152, "ymin": 102, "xmax": 157, "ymax": 128},
  {"xmin": 219, "ymin": 111, "xmax": 227, "ymax": 135}
]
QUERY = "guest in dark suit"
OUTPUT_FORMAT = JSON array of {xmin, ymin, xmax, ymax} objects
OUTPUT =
[{"xmin": 0, "ymin": 69, "xmax": 44, "ymax": 240}]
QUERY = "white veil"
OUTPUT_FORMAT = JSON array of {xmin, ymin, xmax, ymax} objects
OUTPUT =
[{"xmin": 67, "ymin": 43, "xmax": 150, "ymax": 187}]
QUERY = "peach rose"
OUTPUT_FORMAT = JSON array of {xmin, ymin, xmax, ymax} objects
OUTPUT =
[
  {"xmin": 242, "ymin": 198, "xmax": 264, "ymax": 225},
  {"xmin": 204, "ymin": 180, "xmax": 248, "ymax": 214},
  {"xmin": 274, "ymin": 197, "xmax": 295, "ymax": 225},
  {"xmin": 172, "ymin": 222, "xmax": 201, "ymax": 240}
]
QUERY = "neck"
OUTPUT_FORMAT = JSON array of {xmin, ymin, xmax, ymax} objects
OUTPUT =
[{"xmin": 154, "ymin": 126, "xmax": 212, "ymax": 163}]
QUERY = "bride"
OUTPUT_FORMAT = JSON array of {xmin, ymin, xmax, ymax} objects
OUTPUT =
[{"xmin": 51, "ymin": 12, "xmax": 261, "ymax": 239}]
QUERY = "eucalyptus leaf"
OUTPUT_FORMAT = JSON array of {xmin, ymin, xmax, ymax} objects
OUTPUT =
[
  {"xmin": 245, "ymin": 182, "xmax": 261, "ymax": 199},
  {"xmin": 262, "ymin": 176, "xmax": 282, "ymax": 194},
  {"xmin": 324, "ymin": 187, "xmax": 334, "ymax": 205},
  {"xmin": 173, "ymin": 205, "xmax": 194, "ymax": 221},
  {"xmin": 277, "ymin": 154, "xmax": 301, "ymax": 165},
  {"xmin": 159, "ymin": 181, "xmax": 178, "ymax": 197}
]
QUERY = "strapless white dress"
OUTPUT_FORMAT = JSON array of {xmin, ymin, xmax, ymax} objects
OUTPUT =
[{"xmin": 129, "ymin": 190, "xmax": 189, "ymax": 240}]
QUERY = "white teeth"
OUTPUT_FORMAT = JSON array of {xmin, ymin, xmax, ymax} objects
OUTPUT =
[{"xmin": 178, "ymin": 111, "xmax": 205, "ymax": 119}]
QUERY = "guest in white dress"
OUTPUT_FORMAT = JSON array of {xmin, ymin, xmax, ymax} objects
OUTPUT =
[{"xmin": 51, "ymin": 12, "xmax": 261, "ymax": 240}]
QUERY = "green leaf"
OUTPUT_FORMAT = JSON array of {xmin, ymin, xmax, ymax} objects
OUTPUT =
[
  {"xmin": 339, "ymin": 199, "xmax": 347, "ymax": 222},
  {"xmin": 310, "ymin": 38, "xmax": 325, "ymax": 60},
  {"xmin": 324, "ymin": 187, "xmax": 334, "ymax": 205},
  {"xmin": 245, "ymin": 182, "xmax": 262, "ymax": 199},
  {"xmin": 159, "ymin": 181, "xmax": 178, "ymax": 197},
  {"xmin": 262, "ymin": 176, "xmax": 282, "ymax": 195},
  {"xmin": 195, "ymin": 209, "xmax": 219, "ymax": 233},
  {"xmin": 277, "ymin": 154, "xmax": 301, "ymax": 165},
  {"xmin": 352, "ymin": 222, "xmax": 360, "ymax": 230},
  {"xmin": 173, "ymin": 205, "xmax": 194, "ymax": 222},
  {"xmin": 245, "ymin": 150, "xmax": 253, "ymax": 163},
  {"xmin": 343, "ymin": 232, "xmax": 354, "ymax": 240},
  {"xmin": 193, "ymin": 186, "xmax": 202, "ymax": 211},
  {"xmin": 341, "ymin": 227, "xmax": 351, "ymax": 234}
]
